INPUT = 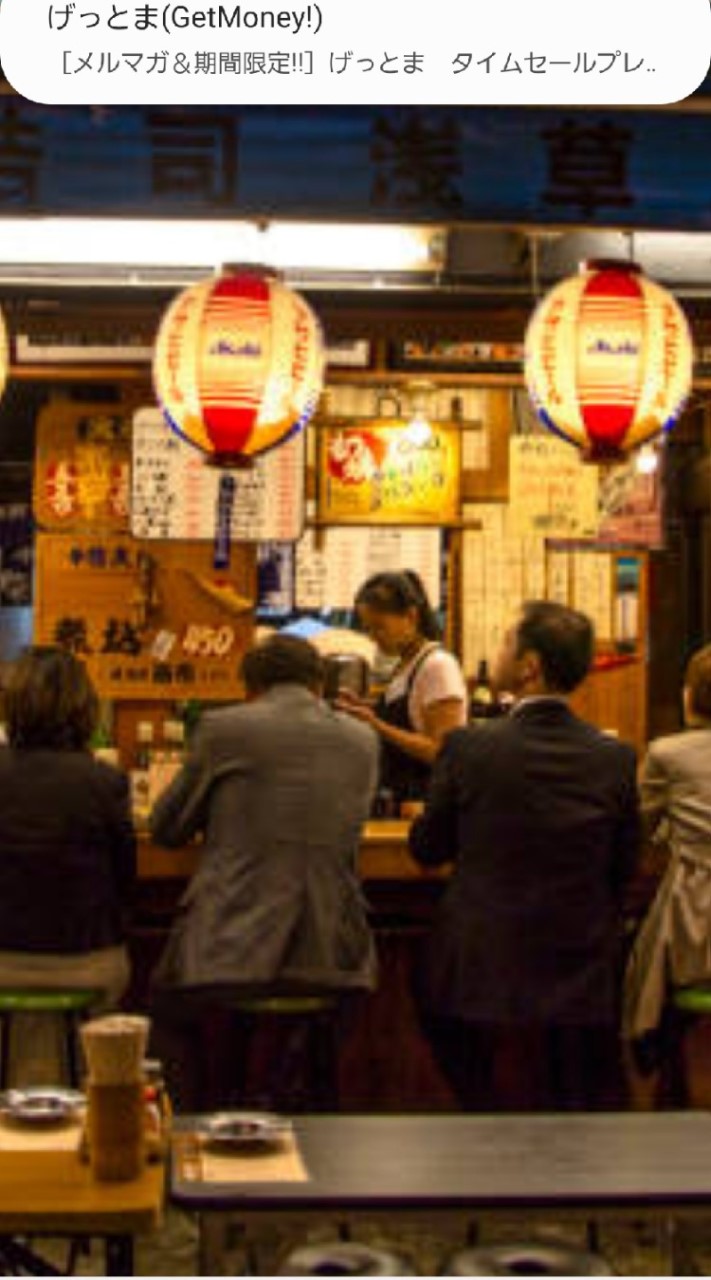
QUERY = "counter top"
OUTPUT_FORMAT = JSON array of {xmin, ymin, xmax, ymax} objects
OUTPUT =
[{"xmin": 137, "ymin": 820, "xmax": 448, "ymax": 883}]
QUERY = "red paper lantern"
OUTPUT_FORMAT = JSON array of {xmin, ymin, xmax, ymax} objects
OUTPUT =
[
  {"xmin": 153, "ymin": 264, "xmax": 324, "ymax": 465},
  {"xmin": 525, "ymin": 260, "xmax": 693, "ymax": 461}
]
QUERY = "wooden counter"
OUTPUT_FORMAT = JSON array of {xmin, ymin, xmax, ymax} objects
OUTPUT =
[{"xmin": 137, "ymin": 820, "xmax": 448, "ymax": 883}]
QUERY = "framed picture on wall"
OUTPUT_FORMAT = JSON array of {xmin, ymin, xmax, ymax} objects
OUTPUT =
[
  {"xmin": 391, "ymin": 338, "xmax": 524, "ymax": 374},
  {"xmin": 317, "ymin": 419, "xmax": 461, "ymax": 525},
  {"xmin": 325, "ymin": 339, "xmax": 373, "ymax": 369}
]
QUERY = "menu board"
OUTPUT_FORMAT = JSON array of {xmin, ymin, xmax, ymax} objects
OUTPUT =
[
  {"xmin": 461, "ymin": 503, "xmax": 546, "ymax": 675},
  {"xmin": 131, "ymin": 407, "xmax": 305, "ymax": 543},
  {"xmin": 33, "ymin": 402, "xmax": 131, "ymax": 533},
  {"xmin": 34, "ymin": 532, "xmax": 255, "ymax": 701},
  {"xmin": 572, "ymin": 550, "xmax": 614, "ymax": 642},
  {"xmin": 508, "ymin": 436, "xmax": 599, "ymax": 539},
  {"xmin": 318, "ymin": 420, "xmax": 460, "ymax": 525},
  {"xmin": 296, "ymin": 526, "xmax": 442, "ymax": 610}
]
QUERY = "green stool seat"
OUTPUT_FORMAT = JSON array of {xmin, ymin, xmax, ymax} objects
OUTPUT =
[
  {"xmin": 671, "ymin": 984, "xmax": 711, "ymax": 1015},
  {"xmin": 0, "ymin": 989, "xmax": 99, "ymax": 1014},
  {"xmin": 227, "ymin": 993, "xmax": 338, "ymax": 1017},
  {"xmin": 221, "ymin": 990, "xmax": 340, "ymax": 1112},
  {"xmin": 0, "ymin": 987, "xmax": 101, "ymax": 1088}
]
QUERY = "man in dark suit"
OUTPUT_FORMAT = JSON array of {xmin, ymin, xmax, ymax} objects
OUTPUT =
[{"xmin": 410, "ymin": 601, "xmax": 640, "ymax": 1111}]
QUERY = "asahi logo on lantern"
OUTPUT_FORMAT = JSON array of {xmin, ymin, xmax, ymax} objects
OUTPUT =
[
  {"xmin": 525, "ymin": 260, "xmax": 693, "ymax": 462},
  {"xmin": 208, "ymin": 339, "xmax": 262, "ymax": 358},
  {"xmin": 587, "ymin": 340, "xmax": 639, "ymax": 356}
]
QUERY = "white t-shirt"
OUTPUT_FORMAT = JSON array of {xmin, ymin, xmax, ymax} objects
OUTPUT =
[{"xmin": 383, "ymin": 645, "xmax": 467, "ymax": 734}]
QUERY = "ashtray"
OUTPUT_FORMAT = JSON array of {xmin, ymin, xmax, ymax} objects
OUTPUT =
[
  {"xmin": 203, "ymin": 1111, "xmax": 291, "ymax": 1151},
  {"xmin": 0, "ymin": 1087, "xmax": 85, "ymax": 1125}
]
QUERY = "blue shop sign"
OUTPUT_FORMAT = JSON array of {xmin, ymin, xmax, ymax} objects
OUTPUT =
[{"xmin": 0, "ymin": 103, "xmax": 710, "ymax": 228}]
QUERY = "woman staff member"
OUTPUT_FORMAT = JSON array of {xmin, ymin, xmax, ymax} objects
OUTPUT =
[{"xmin": 338, "ymin": 570, "xmax": 467, "ymax": 806}]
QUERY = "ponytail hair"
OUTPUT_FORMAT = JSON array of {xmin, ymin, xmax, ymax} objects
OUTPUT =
[{"xmin": 354, "ymin": 570, "xmax": 440, "ymax": 641}]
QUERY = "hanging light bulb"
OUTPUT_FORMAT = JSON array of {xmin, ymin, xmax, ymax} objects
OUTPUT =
[
  {"xmin": 525, "ymin": 259, "xmax": 693, "ymax": 462},
  {"xmin": 635, "ymin": 443, "xmax": 660, "ymax": 475},
  {"xmin": 404, "ymin": 382, "xmax": 434, "ymax": 446},
  {"xmin": 405, "ymin": 411, "xmax": 433, "ymax": 447}
]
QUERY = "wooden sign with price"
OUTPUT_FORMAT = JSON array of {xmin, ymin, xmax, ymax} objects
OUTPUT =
[{"xmin": 34, "ymin": 533, "xmax": 256, "ymax": 701}]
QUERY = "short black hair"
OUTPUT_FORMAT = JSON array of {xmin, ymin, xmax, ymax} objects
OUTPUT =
[
  {"xmin": 354, "ymin": 570, "xmax": 440, "ymax": 641},
  {"xmin": 240, "ymin": 634, "xmax": 324, "ymax": 696},
  {"xmin": 516, "ymin": 600, "xmax": 594, "ymax": 694},
  {"xmin": 5, "ymin": 645, "xmax": 99, "ymax": 750},
  {"xmin": 685, "ymin": 644, "xmax": 711, "ymax": 718}
]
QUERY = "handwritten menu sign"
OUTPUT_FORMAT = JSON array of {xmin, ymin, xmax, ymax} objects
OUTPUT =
[
  {"xmin": 508, "ymin": 437, "xmax": 599, "ymax": 539},
  {"xmin": 296, "ymin": 526, "xmax": 442, "ymax": 610},
  {"xmin": 318, "ymin": 421, "xmax": 460, "ymax": 525},
  {"xmin": 131, "ymin": 407, "xmax": 305, "ymax": 543},
  {"xmin": 572, "ymin": 550, "xmax": 613, "ymax": 642},
  {"xmin": 33, "ymin": 402, "xmax": 131, "ymax": 533},
  {"xmin": 461, "ymin": 503, "xmax": 547, "ymax": 675}
]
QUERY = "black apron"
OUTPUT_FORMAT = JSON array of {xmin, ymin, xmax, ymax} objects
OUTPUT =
[{"xmin": 375, "ymin": 644, "xmax": 440, "ymax": 805}]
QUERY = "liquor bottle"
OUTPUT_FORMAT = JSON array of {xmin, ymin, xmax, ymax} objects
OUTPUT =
[
  {"xmin": 131, "ymin": 721, "xmax": 155, "ymax": 824},
  {"xmin": 134, "ymin": 721, "xmax": 154, "ymax": 771},
  {"xmin": 469, "ymin": 660, "xmax": 495, "ymax": 722}
]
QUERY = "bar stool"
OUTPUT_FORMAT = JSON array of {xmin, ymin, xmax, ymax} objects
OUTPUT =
[
  {"xmin": 663, "ymin": 983, "xmax": 711, "ymax": 1105},
  {"xmin": 278, "ymin": 1242, "xmax": 412, "ymax": 1275},
  {"xmin": 0, "ymin": 988, "xmax": 101, "ymax": 1088},
  {"xmin": 221, "ymin": 991, "xmax": 341, "ymax": 1112},
  {"xmin": 441, "ymin": 1242, "xmax": 612, "ymax": 1275}
]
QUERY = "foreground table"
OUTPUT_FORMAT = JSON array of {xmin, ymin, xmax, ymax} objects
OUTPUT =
[
  {"xmin": 171, "ymin": 1112, "xmax": 711, "ymax": 1274},
  {"xmin": 0, "ymin": 1148, "xmax": 164, "ymax": 1275}
]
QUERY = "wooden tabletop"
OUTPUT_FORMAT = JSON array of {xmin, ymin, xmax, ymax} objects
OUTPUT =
[
  {"xmin": 171, "ymin": 1112, "xmax": 711, "ymax": 1214},
  {"xmin": 0, "ymin": 1149, "xmax": 164, "ymax": 1234},
  {"xmin": 138, "ymin": 820, "xmax": 448, "ymax": 883}
]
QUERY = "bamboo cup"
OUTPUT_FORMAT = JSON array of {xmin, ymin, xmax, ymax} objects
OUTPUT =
[{"xmin": 80, "ymin": 1015, "xmax": 150, "ymax": 1182}]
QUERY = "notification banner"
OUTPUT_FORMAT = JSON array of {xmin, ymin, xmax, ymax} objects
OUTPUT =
[{"xmin": 0, "ymin": 0, "xmax": 709, "ymax": 105}]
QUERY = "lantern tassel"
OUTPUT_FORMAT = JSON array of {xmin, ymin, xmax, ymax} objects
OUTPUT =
[{"xmin": 213, "ymin": 471, "xmax": 236, "ymax": 571}]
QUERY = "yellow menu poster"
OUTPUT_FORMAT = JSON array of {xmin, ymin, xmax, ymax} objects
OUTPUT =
[
  {"xmin": 318, "ymin": 420, "xmax": 460, "ymax": 525},
  {"xmin": 508, "ymin": 436, "xmax": 599, "ymax": 539}
]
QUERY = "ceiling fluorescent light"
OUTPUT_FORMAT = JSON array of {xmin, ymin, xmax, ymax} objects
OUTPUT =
[{"xmin": 0, "ymin": 218, "xmax": 445, "ymax": 275}]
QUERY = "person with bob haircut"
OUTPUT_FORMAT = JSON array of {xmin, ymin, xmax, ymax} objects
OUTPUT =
[
  {"xmin": 337, "ymin": 569, "xmax": 467, "ymax": 807},
  {"xmin": 625, "ymin": 643, "xmax": 711, "ymax": 1056},
  {"xmin": 0, "ymin": 646, "xmax": 136, "ymax": 1083},
  {"xmin": 409, "ymin": 601, "xmax": 639, "ymax": 1111}
]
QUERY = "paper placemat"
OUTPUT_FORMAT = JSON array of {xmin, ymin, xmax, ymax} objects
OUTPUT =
[
  {"xmin": 0, "ymin": 1115, "xmax": 83, "ymax": 1152},
  {"xmin": 175, "ymin": 1130, "xmax": 309, "ymax": 1184}
]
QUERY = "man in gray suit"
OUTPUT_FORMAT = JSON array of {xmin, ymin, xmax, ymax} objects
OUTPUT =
[{"xmin": 150, "ymin": 634, "xmax": 378, "ymax": 1108}]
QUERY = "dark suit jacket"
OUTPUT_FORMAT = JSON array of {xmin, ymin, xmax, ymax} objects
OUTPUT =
[
  {"xmin": 409, "ymin": 700, "xmax": 640, "ymax": 1026},
  {"xmin": 0, "ymin": 747, "xmax": 136, "ymax": 953}
]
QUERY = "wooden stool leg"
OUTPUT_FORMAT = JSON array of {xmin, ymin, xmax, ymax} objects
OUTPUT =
[
  {"xmin": 65, "ymin": 1012, "xmax": 81, "ymax": 1089},
  {"xmin": 309, "ymin": 1011, "xmax": 339, "ymax": 1111},
  {"xmin": 663, "ymin": 1007, "xmax": 691, "ymax": 1107}
]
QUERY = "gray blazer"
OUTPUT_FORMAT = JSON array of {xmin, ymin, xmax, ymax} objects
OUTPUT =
[
  {"xmin": 150, "ymin": 684, "xmax": 379, "ymax": 993},
  {"xmin": 624, "ymin": 728, "xmax": 711, "ymax": 1039}
]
